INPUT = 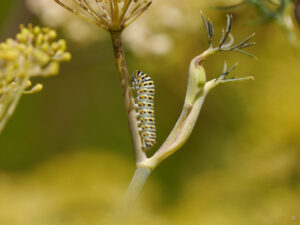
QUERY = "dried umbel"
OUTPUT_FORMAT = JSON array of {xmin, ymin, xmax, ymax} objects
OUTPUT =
[
  {"xmin": 54, "ymin": 0, "xmax": 152, "ymax": 31},
  {"xmin": 0, "ymin": 24, "xmax": 71, "ymax": 134}
]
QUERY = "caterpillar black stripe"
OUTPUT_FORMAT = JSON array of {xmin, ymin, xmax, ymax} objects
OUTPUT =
[{"xmin": 131, "ymin": 70, "xmax": 156, "ymax": 151}]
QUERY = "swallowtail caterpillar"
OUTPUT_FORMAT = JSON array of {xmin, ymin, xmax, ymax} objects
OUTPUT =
[{"xmin": 131, "ymin": 70, "xmax": 156, "ymax": 151}]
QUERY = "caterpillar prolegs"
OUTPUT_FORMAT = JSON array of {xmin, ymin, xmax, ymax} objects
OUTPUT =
[{"xmin": 131, "ymin": 70, "xmax": 156, "ymax": 151}]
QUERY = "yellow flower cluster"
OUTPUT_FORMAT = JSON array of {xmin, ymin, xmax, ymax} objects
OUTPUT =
[{"xmin": 0, "ymin": 24, "xmax": 71, "ymax": 134}]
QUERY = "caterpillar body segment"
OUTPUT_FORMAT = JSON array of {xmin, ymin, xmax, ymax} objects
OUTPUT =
[{"xmin": 131, "ymin": 70, "xmax": 156, "ymax": 151}]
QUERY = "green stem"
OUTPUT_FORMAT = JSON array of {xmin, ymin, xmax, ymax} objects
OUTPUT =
[
  {"xmin": 110, "ymin": 31, "xmax": 151, "ymax": 223},
  {"xmin": 112, "ymin": 0, "xmax": 119, "ymax": 24},
  {"xmin": 123, "ymin": 167, "xmax": 151, "ymax": 211},
  {"xmin": 119, "ymin": 0, "xmax": 133, "ymax": 24},
  {"xmin": 0, "ymin": 76, "xmax": 29, "ymax": 135},
  {"xmin": 114, "ymin": 167, "xmax": 151, "ymax": 224},
  {"xmin": 110, "ymin": 31, "xmax": 147, "ymax": 164}
]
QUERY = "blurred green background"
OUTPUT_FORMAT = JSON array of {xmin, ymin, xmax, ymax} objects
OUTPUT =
[{"xmin": 0, "ymin": 0, "xmax": 300, "ymax": 225}]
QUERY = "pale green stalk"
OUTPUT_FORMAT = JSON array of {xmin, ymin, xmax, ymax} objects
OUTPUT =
[
  {"xmin": 0, "ymin": 76, "xmax": 29, "ymax": 135},
  {"xmin": 110, "ymin": 30, "xmax": 147, "ymax": 164},
  {"xmin": 117, "ymin": 167, "xmax": 151, "ymax": 221},
  {"xmin": 126, "ymin": 11, "xmax": 255, "ymax": 209}
]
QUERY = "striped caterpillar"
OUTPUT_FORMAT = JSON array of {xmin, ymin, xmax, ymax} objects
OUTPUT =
[{"xmin": 131, "ymin": 70, "xmax": 156, "ymax": 151}]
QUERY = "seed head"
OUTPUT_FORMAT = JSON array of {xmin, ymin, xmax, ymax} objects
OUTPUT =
[{"xmin": 54, "ymin": 0, "xmax": 152, "ymax": 32}]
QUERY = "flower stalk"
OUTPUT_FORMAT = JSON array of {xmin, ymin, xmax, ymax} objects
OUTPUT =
[{"xmin": 110, "ymin": 31, "xmax": 147, "ymax": 163}]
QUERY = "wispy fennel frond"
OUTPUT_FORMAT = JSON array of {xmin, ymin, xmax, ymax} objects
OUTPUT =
[
  {"xmin": 214, "ymin": 0, "xmax": 299, "ymax": 46},
  {"xmin": 206, "ymin": 62, "xmax": 254, "ymax": 92},
  {"xmin": 200, "ymin": 12, "xmax": 256, "ymax": 58}
]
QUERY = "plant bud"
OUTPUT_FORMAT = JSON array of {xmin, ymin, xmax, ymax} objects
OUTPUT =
[{"xmin": 184, "ymin": 56, "xmax": 206, "ymax": 106}]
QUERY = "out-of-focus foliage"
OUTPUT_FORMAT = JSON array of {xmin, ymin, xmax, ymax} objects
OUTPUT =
[
  {"xmin": 0, "ymin": 0, "xmax": 299, "ymax": 225},
  {"xmin": 0, "ymin": 150, "xmax": 299, "ymax": 225},
  {"xmin": 0, "ymin": 151, "xmax": 163, "ymax": 225},
  {"xmin": 26, "ymin": 0, "xmax": 103, "ymax": 44},
  {"xmin": 215, "ymin": 0, "xmax": 300, "ymax": 46},
  {"xmin": 295, "ymin": 0, "xmax": 300, "ymax": 23}
]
